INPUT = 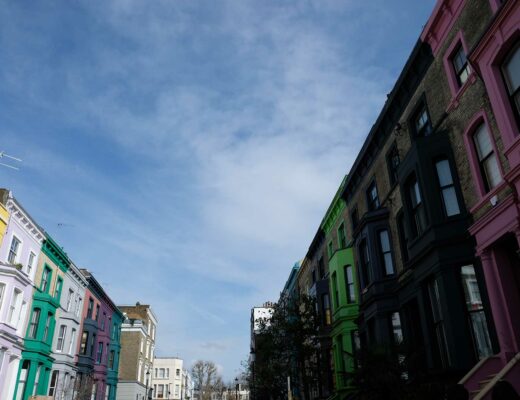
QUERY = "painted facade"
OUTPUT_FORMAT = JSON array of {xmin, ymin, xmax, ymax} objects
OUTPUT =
[
  {"xmin": 117, "ymin": 303, "xmax": 158, "ymax": 400},
  {"xmin": 77, "ymin": 269, "xmax": 123, "ymax": 400},
  {"xmin": 48, "ymin": 261, "xmax": 87, "ymax": 399},
  {"xmin": 0, "ymin": 200, "xmax": 9, "ymax": 248},
  {"xmin": 0, "ymin": 190, "xmax": 45, "ymax": 400},
  {"xmin": 321, "ymin": 178, "xmax": 359, "ymax": 400},
  {"xmin": 457, "ymin": 0, "xmax": 520, "ymax": 396},
  {"xmin": 152, "ymin": 357, "xmax": 184, "ymax": 400},
  {"xmin": 13, "ymin": 234, "xmax": 68, "ymax": 400}
]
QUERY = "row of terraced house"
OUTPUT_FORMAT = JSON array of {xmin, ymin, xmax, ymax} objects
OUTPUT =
[
  {"xmin": 0, "ymin": 188, "xmax": 163, "ymax": 400},
  {"xmin": 255, "ymin": 0, "xmax": 520, "ymax": 399}
]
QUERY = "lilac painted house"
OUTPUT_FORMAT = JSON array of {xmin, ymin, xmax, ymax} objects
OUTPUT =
[{"xmin": 0, "ymin": 189, "xmax": 45, "ymax": 400}]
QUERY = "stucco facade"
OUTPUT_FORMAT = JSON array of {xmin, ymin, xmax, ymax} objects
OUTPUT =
[
  {"xmin": 48, "ymin": 261, "xmax": 87, "ymax": 399},
  {"xmin": 0, "ymin": 190, "xmax": 44, "ymax": 400},
  {"xmin": 152, "ymin": 357, "xmax": 184, "ymax": 400}
]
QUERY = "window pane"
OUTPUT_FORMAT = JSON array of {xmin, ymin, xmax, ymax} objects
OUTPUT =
[
  {"xmin": 474, "ymin": 125, "xmax": 493, "ymax": 160},
  {"xmin": 442, "ymin": 187, "xmax": 460, "ymax": 216},
  {"xmin": 384, "ymin": 253, "xmax": 394, "ymax": 275},
  {"xmin": 470, "ymin": 311, "xmax": 493, "ymax": 359},
  {"xmin": 504, "ymin": 45, "xmax": 520, "ymax": 94},
  {"xmin": 483, "ymin": 154, "xmax": 501, "ymax": 189},
  {"xmin": 391, "ymin": 312, "xmax": 403, "ymax": 344},
  {"xmin": 435, "ymin": 160, "xmax": 454, "ymax": 187},
  {"xmin": 379, "ymin": 230, "xmax": 390, "ymax": 252}
]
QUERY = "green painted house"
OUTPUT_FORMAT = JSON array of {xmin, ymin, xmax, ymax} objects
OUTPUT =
[
  {"xmin": 321, "ymin": 177, "xmax": 359, "ymax": 400},
  {"xmin": 13, "ymin": 235, "xmax": 69, "ymax": 400}
]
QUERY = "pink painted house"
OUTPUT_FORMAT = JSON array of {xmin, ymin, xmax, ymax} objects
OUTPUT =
[{"xmin": 457, "ymin": 0, "xmax": 520, "ymax": 398}]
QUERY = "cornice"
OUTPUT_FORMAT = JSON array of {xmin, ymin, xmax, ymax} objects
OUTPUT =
[
  {"xmin": 6, "ymin": 198, "xmax": 45, "ymax": 244},
  {"xmin": 42, "ymin": 234, "xmax": 70, "ymax": 273}
]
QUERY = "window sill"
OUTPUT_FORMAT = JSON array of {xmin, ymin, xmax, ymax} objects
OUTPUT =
[
  {"xmin": 446, "ymin": 72, "xmax": 477, "ymax": 113},
  {"xmin": 469, "ymin": 180, "xmax": 508, "ymax": 214}
]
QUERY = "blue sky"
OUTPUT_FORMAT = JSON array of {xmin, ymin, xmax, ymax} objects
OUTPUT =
[{"xmin": 1, "ymin": 0, "xmax": 435, "ymax": 380}]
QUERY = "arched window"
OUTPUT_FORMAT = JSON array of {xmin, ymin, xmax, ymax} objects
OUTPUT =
[
  {"xmin": 502, "ymin": 42, "xmax": 520, "ymax": 126},
  {"xmin": 473, "ymin": 123, "xmax": 501, "ymax": 192}
]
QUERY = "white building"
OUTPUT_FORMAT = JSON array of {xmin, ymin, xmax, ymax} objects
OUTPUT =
[{"xmin": 152, "ymin": 357, "xmax": 185, "ymax": 400}]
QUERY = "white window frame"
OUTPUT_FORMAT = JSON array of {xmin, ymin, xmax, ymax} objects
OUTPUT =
[
  {"xmin": 56, "ymin": 325, "xmax": 67, "ymax": 352},
  {"xmin": 8, "ymin": 235, "xmax": 21, "ymax": 264}
]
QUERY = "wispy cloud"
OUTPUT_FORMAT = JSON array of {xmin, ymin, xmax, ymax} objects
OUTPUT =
[{"xmin": 0, "ymin": 0, "xmax": 435, "ymax": 379}]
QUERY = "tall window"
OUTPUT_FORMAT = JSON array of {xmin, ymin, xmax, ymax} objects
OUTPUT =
[
  {"xmin": 55, "ymin": 277, "xmax": 63, "ymax": 300},
  {"xmin": 0, "ymin": 283, "xmax": 4, "ymax": 311},
  {"xmin": 76, "ymin": 296, "xmax": 82, "ymax": 317},
  {"xmin": 95, "ymin": 304, "xmax": 100, "ymax": 321},
  {"xmin": 158, "ymin": 368, "xmax": 165, "ymax": 378},
  {"xmin": 351, "ymin": 208, "xmax": 359, "ymax": 231},
  {"xmin": 435, "ymin": 159, "xmax": 461, "ymax": 216},
  {"xmin": 8, "ymin": 236, "xmax": 21, "ymax": 263},
  {"xmin": 390, "ymin": 312, "xmax": 403, "ymax": 344},
  {"xmin": 428, "ymin": 278, "xmax": 450, "ymax": 367},
  {"xmin": 451, "ymin": 44, "xmax": 471, "ymax": 87},
  {"xmin": 41, "ymin": 267, "xmax": 51, "ymax": 293},
  {"xmin": 344, "ymin": 265, "xmax": 356, "ymax": 304},
  {"xmin": 322, "ymin": 293, "xmax": 331, "ymax": 326},
  {"xmin": 69, "ymin": 329, "xmax": 77, "ymax": 355},
  {"xmin": 48, "ymin": 370, "xmax": 59, "ymax": 396},
  {"xmin": 331, "ymin": 272, "xmax": 339, "ymax": 308},
  {"xmin": 66, "ymin": 289, "xmax": 74, "ymax": 311},
  {"xmin": 15, "ymin": 360, "xmax": 30, "ymax": 400},
  {"xmin": 359, "ymin": 240, "xmax": 371, "ymax": 289},
  {"xmin": 27, "ymin": 252, "xmax": 35, "ymax": 275},
  {"xmin": 96, "ymin": 342, "xmax": 103, "ymax": 364},
  {"xmin": 386, "ymin": 143, "xmax": 400, "ymax": 185},
  {"xmin": 328, "ymin": 241, "xmax": 334, "ymax": 258},
  {"xmin": 413, "ymin": 102, "xmax": 432, "ymax": 136},
  {"xmin": 80, "ymin": 331, "xmax": 89, "ymax": 355},
  {"xmin": 408, "ymin": 177, "xmax": 427, "ymax": 236},
  {"xmin": 378, "ymin": 230, "xmax": 394, "ymax": 275},
  {"xmin": 28, "ymin": 308, "xmax": 41, "ymax": 338},
  {"xmin": 33, "ymin": 365, "xmax": 41, "ymax": 396},
  {"xmin": 338, "ymin": 223, "xmax": 347, "ymax": 249},
  {"xmin": 101, "ymin": 312, "xmax": 106, "ymax": 330},
  {"xmin": 56, "ymin": 325, "xmax": 67, "ymax": 351},
  {"xmin": 502, "ymin": 43, "xmax": 520, "ymax": 121},
  {"xmin": 90, "ymin": 334, "xmax": 96, "ymax": 356},
  {"xmin": 87, "ymin": 298, "xmax": 94, "ymax": 319},
  {"xmin": 366, "ymin": 181, "xmax": 380, "ymax": 211},
  {"xmin": 8, "ymin": 288, "xmax": 22, "ymax": 326},
  {"xmin": 473, "ymin": 124, "xmax": 501, "ymax": 192},
  {"xmin": 43, "ymin": 312, "xmax": 53, "ymax": 342},
  {"xmin": 397, "ymin": 213, "xmax": 409, "ymax": 263},
  {"xmin": 461, "ymin": 265, "xmax": 492, "ymax": 359},
  {"xmin": 108, "ymin": 350, "xmax": 115, "ymax": 369}
]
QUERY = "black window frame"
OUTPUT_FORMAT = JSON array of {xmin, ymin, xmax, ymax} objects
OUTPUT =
[
  {"xmin": 434, "ymin": 157, "xmax": 461, "ymax": 218},
  {"xmin": 366, "ymin": 180, "xmax": 380, "ymax": 212},
  {"xmin": 358, "ymin": 239, "xmax": 371, "ymax": 289},
  {"xmin": 386, "ymin": 143, "xmax": 400, "ymax": 186},
  {"xmin": 407, "ymin": 175, "xmax": 427, "ymax": 238},
  {"xmin": 351, "ymin": 207, "xmax": 359, "ymax": 231},
  {"xmin": 410, "ymin": 98, "xmax": 433, "ymax": 137},
  {"xmin": 451, "ymin": 43, "xmax": 471, "ymax": 87},
  {"xmin": 378, "ymin": 229, "xmax": 395, "ymax": 276},
  {"xmin": 501, "ymin": 41, "xmax": 520, "ymax": 127}
]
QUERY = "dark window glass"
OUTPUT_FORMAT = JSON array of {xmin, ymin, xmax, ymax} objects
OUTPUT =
[
  {"xmin": 43, "ymin": 312, "xmax": 52, "ymax": 342},
  {"xmin": 397, "ymin": 213, "xmax": 409, "ymax": 263},
  {"xmin": 318, "ymin": 258, "xmax": 325, "ymax": 280},
  {"xmin": 332, "ymin": 272, "xmax": 339, "ymax": 308},
  {"xmin": 80, "ymin": 331, "xmax": 88, "ymax": 355},
  {"xmin": 408, "ymin": 178, "xmax": 427, "ymax": 237},
  {"xmin": 427, "ymin": 278, "xmax": 450, "ymax": 367},
  {"xmin": 413, "ymin": 103, "xmax": 432, "ymax": 136},
  {"xmin": 378, "ymin": 230, "xmax": 394, "ymax": 275},
  {"xmin": 502, "ymin": 43, "xmax": 520, "ymax": 121},
  {"xmin": 351, "ymin": 208, "xmax": 359, "ymax": 231},
  {"xmin": 41, "ymin": 267, "xmax": 51, "ymax": 293},
  {"xmin": 452, "ymin": 44, "xmax": 471, "ymax": 86},
  {"xmin": 338, "ymin": 223, "xmax": 347, "ymax": 249},
  {"xmin": 87, "ymin": 298, "xmax": 94, "ymax": 319},
  {"xmin": 359, "ymin": 240, "xmax": 371, "ymax": 289},
  {"xmin": 386, "ymin": 144, "xmax": 400, "ymax": 185},
  {"xmin": 322, "ymin": 293, "xmax": 331, "ymax": 326},
  {"xmin": 8, "ymin": 236, "xmax": 20, "ymax": 264},
  {"xmin": 366, "ymin": 181, "xmax": 380, "ymax": 211},
  {"xmin": 344, "ymin": 265, "xmax": 355, "ymax": 304},
  {"xmin": 96, "ymin": 342, "xmax": 103, "ymax": 364},
  {"xmin": 435, "ymin": 159, "xmax": 461, "ymax": 217},
  {"xmin": 461, "ymin": 265, "xmax": 492, "ymax": 359}
]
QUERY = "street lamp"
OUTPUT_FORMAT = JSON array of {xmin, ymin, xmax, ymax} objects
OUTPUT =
[
  {"xmin": 145, "ymin": 370, "xmax": 151, "ymax": 400},
  {"xmin": 235, "ymin": 378, "xmax": 238, "ymax": 400}
]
